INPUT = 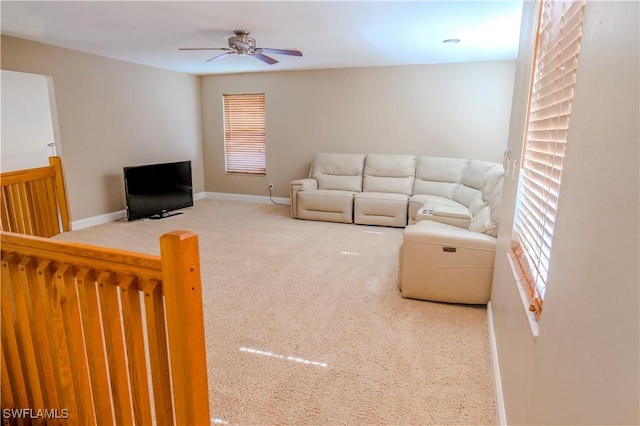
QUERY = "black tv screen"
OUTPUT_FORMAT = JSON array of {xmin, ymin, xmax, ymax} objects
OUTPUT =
[{"xmin": 123, "ymin": 160, "xmax": 193, "ymax": 221}]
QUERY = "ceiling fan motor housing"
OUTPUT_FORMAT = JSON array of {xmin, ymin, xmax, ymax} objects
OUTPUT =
[{"xmin": 230, "ymin": 30, "xmax": 256, "ymax": 54}]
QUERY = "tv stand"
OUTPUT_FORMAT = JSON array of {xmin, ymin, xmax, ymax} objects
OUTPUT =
[{"xmin": 149, "ymin": 211, "xmax": 184, "ymax": 220}]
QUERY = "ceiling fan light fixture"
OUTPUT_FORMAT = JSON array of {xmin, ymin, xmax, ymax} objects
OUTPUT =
[
  {"xmin": 443, "ymin": 38, "xmax": 461, "ymax": 44},
  {"xmin": 180, "ymin": 29, "xmax": 303, "ymax": 66}
]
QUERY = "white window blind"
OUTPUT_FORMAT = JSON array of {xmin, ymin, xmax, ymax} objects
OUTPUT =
[
  {"xmin": 223, "ymin": 93, "xmax": 266, "ymax": 175},
  {"xmin": 513, "ymin": 0, "xmax": 585, "ymax": 319}
]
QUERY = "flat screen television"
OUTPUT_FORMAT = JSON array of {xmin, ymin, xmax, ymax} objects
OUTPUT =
[{"xmin": 123, "ymin": 160, "xmax": 193, "ymax": 221}]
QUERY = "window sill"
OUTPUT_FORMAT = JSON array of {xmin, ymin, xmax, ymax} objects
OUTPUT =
[
  {"xmin": 224, "ymin": 172, "xmax": 267, "ymax": 177},
  {"xmin": 507, "ymin": 253, "xmax": 540, "ymax": 339}
]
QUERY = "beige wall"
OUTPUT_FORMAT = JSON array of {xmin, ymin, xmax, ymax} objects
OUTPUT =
[
  {"xmin": 1, "ymin": 35, "xmax": 204, "ymax": 222},
  {"xmin": 491, "ymin": 1, "xmax": 639, "ymax": 424},
  {"xmin": 201, "ymin": 62, "xmax": 515, "ymax": 197},
  {"xmin": 2, "ymin": 34, "xmax": 515, "ymax": 215},
  {"xmin": 2, "ymin": 35, "xmax": 515, "ymax": 214}
]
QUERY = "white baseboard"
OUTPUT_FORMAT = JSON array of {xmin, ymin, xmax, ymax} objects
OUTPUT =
[
  {"xmin": 487, "ymin": 302, "xmax": 507, "ymax": 425},
  {"xmin": 69, "ymin": 192, "xmax": 289, "ymax": 230},
  {"xmin": 71, "ymin": 210, "xmax": 126, "ymax": 230},
  {"xmin": 204, "ymin": 191, "xmax": 290, "ymax": 205}
]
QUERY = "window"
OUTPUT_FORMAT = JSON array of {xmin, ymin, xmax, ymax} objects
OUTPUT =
[
  {"xmin": 223, "ymin": 93, "xmax": 266, "ymax": 175},
  {"xmin": 512, "ymin": 0, "xmax": 585, "ymax": 320}
]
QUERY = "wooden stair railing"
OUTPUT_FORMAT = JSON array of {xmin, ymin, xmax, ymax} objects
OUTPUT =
[
  {"xmin": 0, "ymin": 230, "xmax": 210, "ymax": 425},
  {"xmin": 1, "ymin": 156, "xmax": 71, "ymax": 237}
]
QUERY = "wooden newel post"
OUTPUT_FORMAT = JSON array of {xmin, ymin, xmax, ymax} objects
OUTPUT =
[
  {"xmin": 160, "ymin": 230, "xmax": 210, "ymax": 425},
  {"xmin": 49, "ymin": 156, "xmax": 71, "ymax": 232}
]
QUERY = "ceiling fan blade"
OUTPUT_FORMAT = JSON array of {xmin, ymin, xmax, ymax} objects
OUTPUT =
[
  {"xmin": 260, "ymin": 48, "xmax": 303, "ymax": 57},
  {"xmin": 207, "ymin": 52, "xmax": 234, "ymax": 62},
  {"xmin": 179, "ymin": 47, "xmax": 232, "ymax": 51},
  {"xmin": 253, "ymin": 53, "xmax": 278, "ymax": 65}
]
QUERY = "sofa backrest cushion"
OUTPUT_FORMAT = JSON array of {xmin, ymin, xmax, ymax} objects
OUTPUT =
[
  {"xmin": 469, "ymin": 178, "xmax": 503, "ymax": 237},
  {"xmin": 453, "ymin": 160, "xmax": 502, "ymax": 211},
  {"xmin": 413, "ymin": 156, "xmax": 469, "ymax": 198},
  {"xmin": 489, "ymin": 179, "xmax": 504, "ymax": 232},
  {"xmin": 482, "ymin": 165, "xmax": 505, "ymax": 201},
  {"xmin": 462, "ymin": 160, "xmax": 500, "ymax": 189},
  {"xmin": 362, "ymin": 154, "xmax": 416, "ymax": 195},
  {"xmin": 311, "ymin": 153, "xmax": 366, "ymax": 192}
]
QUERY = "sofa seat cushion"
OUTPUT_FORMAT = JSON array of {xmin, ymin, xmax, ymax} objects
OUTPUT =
[
  {"xmin": 354, "ymin": 192, "xmax": 409, "ymax": 227},
  {"xmin": 297, "ymin": 190, "xmax": 356, "ymax": 223},
  {"xmin": 411, "ymin": 194, "xmax": 464, "ymax": 211}
]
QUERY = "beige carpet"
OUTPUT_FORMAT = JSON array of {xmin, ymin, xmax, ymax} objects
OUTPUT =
[{"xmin": 56, "ymin": 198, "xmax": 495, "ymax": 425}]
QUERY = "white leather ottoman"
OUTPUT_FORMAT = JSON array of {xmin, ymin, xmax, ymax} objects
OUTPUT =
[{"xmin": 398, "ymin": 220, "xmax": 497, "ymax": 304}]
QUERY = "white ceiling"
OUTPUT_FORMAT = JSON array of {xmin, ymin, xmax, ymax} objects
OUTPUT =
[{"xmin": 1, "ymin": 1, "xmax": 524, "ymax": 76}]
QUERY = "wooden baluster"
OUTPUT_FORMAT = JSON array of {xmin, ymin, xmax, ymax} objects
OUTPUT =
[
  {"xmin": 75, "ymin": 268, "xmax": 114, "ymax": 425},
  {"xmin": 1, "ymin": 253, "xmax": 29, "ymax": 409},
  {"xmin": 97, "ymin": 271, "xmax": 134, "ymax": 426},
  {"xmin": 120, "ymin": 276, "xmax": 153, "ymax": 425},
  {"xmin": 56, "ymin": 264, "xmax": 95, "ymax": 426},
  {"xmin": 143, "ymin": 278, "xmax": 175, "ymax": 426},
  {"xmin": 19, "ymin": 257, "xmax": 62, "ymax": 424}
]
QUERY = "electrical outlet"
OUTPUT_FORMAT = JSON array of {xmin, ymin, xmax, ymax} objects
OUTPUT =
[{"xmin": 269, "ymin": 183, "xmax": 274, "ymax": 191}]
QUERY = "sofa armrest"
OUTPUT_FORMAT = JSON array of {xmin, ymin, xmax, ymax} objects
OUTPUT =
[
  {"xmin": 415, "ymin": 207, "xmax": 472, "ymax": 229},
  {"xmin": 289, "ymin": 178, "xmax": 318, "ymax": 218},
  {"xmin": 404, "ymin": 220, "xmax": 497, "ymax": 251},
  {"xmin": 290, "ymin": 178, "xmax": 318, "ymax": 191},
  {"xmin": 433, "ymin": 204, "xmax": 472, "ymax": 220}
]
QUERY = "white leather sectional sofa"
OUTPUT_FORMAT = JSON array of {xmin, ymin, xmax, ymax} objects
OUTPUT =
[
  {"xmin": 289, "ymin": 153, "xmax": 505, "ymax": 304},
  {"xmin": 290, "ymin": 153, "xmax": 503, "ymax": 232}
]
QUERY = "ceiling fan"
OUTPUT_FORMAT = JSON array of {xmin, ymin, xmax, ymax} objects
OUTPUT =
[{"xmin": 179, "ymin": 30, "xmax": 303, "ymax": 65}]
